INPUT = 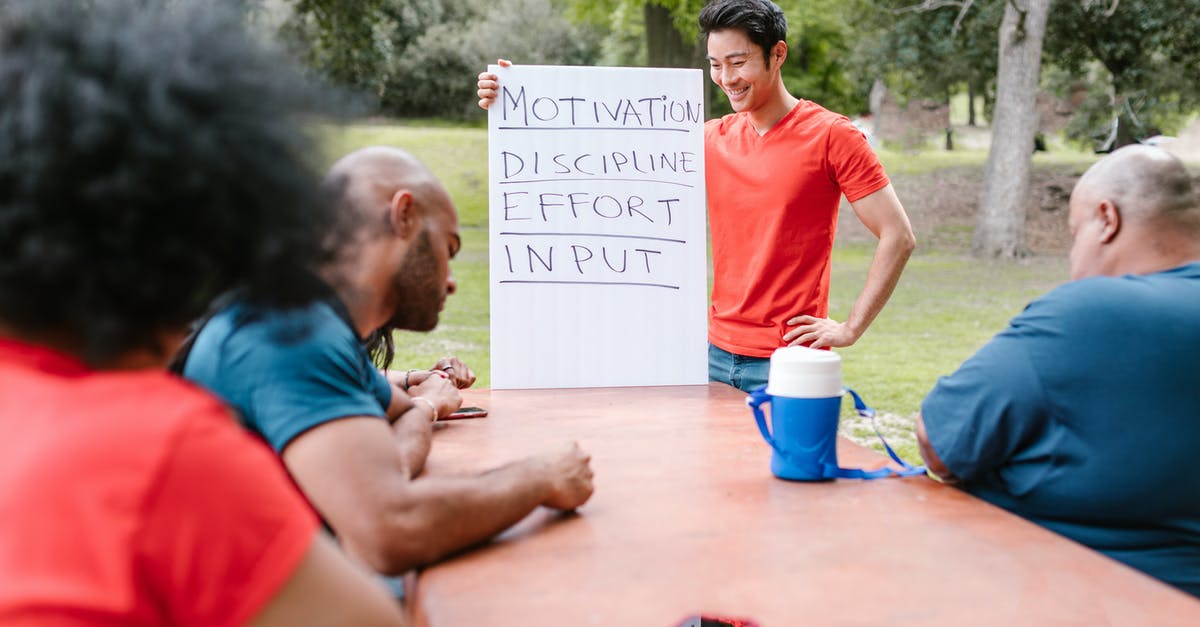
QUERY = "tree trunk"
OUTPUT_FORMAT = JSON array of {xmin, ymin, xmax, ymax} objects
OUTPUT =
[
  {"xmin": 967, "ymin": 81, "xmax": 977, "ymax": 127},
  {"xmin": 944, "ymin": 91, "xmax": 954, "ymax": 150},
  {"xmin": 644, "ymin": 3, "xmax": 692, "ymax": 68},
  {"xmin": 972, "ymin": 0, "xmax": 1050, "ymax": 258}
]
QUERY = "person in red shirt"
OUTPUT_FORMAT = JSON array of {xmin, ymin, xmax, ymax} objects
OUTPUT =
[
  {"xmin": 476, "ymin": 0, "xmax": 914, "ymax": 391},
  {"xmin": 699, "ymin": 0, "xmax": 914, "ymax": 390},
  {"xmin": 0, "ymin": 1, "xmax": 405, "ymax": 625}
]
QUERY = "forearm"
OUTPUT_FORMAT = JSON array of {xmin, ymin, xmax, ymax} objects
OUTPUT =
[
  {"xmin": 383, "ymin": 375, "xmax": 414, "ymax": 422},
  {"xmin": 391, "ymin": 406, "xmax": 434, "ymax": 477},
  {"xmin": 915, "ymin": 412, "xmax": 958, "ymax": 485},
  {"xmin": 345, "ymin": 457, "xmax": 552, "ymax": 574},
  {"xmin": 845, "ymin": 227, "xmax": 914, "ymax": 338}
]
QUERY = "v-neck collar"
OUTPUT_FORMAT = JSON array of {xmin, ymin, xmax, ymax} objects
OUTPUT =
[{"xmin": 747, "ymin": 99, "xmax": 804, "ymax": 139}]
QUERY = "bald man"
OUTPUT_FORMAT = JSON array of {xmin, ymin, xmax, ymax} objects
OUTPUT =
[
  {"xmin": 916, "ymin": 145, "xmax": 1200, "ymax": 597},
  {"xmin": 183, "ymin": 146, "xmax": 594, "ymax": 579}
]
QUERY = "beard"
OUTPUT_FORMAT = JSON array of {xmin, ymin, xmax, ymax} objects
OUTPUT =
[{"xmin": 381, "ymin": 229, "xmax": 444, "ymax": 333}]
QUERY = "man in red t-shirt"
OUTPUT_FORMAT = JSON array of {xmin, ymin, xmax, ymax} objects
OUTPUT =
[
  {"xmin": 476, "ymin": 1, "xmax": 914, "ymax": 392},
  {"xmin": 0, "ymin": 1, "xmax": 405, "ymax": 625},
  {"xmin": 699, "ymin": 0, "xmax": 914, "ymax": 390}
]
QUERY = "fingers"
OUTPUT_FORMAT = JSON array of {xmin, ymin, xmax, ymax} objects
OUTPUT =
[
  {"xmin": 455, "ymin": 367, "xmax": 477, "ymax": 389},
  {"xmin": 782, "ymin": 320, "xmax": 819, "ymax": 343},
  {"xmin": 542, "ymin": 442, "xmax": 595, "ymax": 510},
  {"xmin": 783, "ymin": 316, "xmax": 851, "ymax": 348},
  {"xmin": 476, "ymin": 58, "xmax": 510, "ymax": 109},
  {"xmin": 409, "ymin": 371, "xmax": 455, "ymax": 397},
  {"xmin": 476, "ymin": 76, "xmax": 498, "ymax": 110},
  {"xmin": 406, "ymin": 369, "xmax": 433, "ymax": 388},
  {"xmin": 433, "ymin": 356, "xmax": 476, "ymax": 389},
  {"xmin": 477, "ymin": 64, "xmax": 506, "ymax": 110}
]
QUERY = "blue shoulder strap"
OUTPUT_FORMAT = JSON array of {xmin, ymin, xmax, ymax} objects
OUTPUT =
[
  {"xmin": 841, "ymin": 387, "xmax": 926, "ymax": 478},
  {"xmin": 746, "ymin": 386, "xmax": 925, "ymax": 480}
]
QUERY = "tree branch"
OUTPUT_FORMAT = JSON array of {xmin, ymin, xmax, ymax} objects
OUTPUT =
[
  {"xmin": 894, "ymin": 0, "xmax": 977, "ymax": 36},
  {"xmin": 894, "ymin": 0, "xmax": 967, "ymax": 10},
  {"xmin": 951, "ymin": 0, "xmax": 976, "ymax": 34}
]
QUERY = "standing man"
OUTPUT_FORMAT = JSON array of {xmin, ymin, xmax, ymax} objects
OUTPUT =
[
  {"xmin": 917, "ymin": 145, "xmax": 1200, "ymax": 597},
  {"xmin": 183, "ymin": 146, "xmax": 594, "ymax": 578},
  {"xmin": 478, "ymin": 0, "xmax": 915, "ymax": 391}
]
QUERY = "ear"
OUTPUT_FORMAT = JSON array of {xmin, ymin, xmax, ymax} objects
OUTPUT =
[
  {"xmin": 388, "ymin": 189, "xmax": 416, "ymax": 239},
  {"xmin": 1097, "ymin": 199, "xmax": 1121, "ymax": 244},
  {"xmin": 771, "ymin": 40, "xmax": 787, "ymax": 69}
]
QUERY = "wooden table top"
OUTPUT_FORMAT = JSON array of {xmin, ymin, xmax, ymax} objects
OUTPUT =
[{"xmin": 410, "ymin": 384, "xmax": 1200, "ymax": 626}]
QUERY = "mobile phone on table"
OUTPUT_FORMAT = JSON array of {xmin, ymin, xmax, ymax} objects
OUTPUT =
[{"xmin": 444, "ymin": 406, "xmax": 488, "ymax": 420}]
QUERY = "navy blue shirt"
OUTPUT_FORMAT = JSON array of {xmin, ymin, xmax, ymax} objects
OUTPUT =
[
  {"xmin": 183, "ymin": 298, "xmax": 392, "ymax": 452},
  {"xmin": 922, "ymin": 263, "xmax": 1200, "ymax": 597}
]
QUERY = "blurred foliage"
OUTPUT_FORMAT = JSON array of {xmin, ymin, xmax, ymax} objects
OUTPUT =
[
  {"xmin": 1044, "ymin": 0, "xmax": 1200, "ymax": 147},
  {"xmin": 851, "ymin": 0, "xmax": 1200, "ymax": 146},
  {"xmin": 778, "ymin": 0, "xmax": 861, "ymax": 116},
  {"xmin": 849, "ymin": 0, "xmax": 1001, "ymax": 115},
  {"xmin": 282, "ymin": 0, "xmax": 601, "ymax": 119},
  {"xmin": 570, "ymin": 0, "xmax": 863, "ymax": 116},
  {"xmin": 280, "ymin": 0, "xmax": 1200, "ymax": 133}
]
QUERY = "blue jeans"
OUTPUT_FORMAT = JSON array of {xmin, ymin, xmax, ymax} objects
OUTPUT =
[{"xmin": 708, "ymin": 343, "xmax": 770, "ymax": 392}]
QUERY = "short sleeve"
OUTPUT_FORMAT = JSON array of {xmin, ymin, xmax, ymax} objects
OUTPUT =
[
  {"xmin": 920, "ymin": 326, "xmax": 1050, "ymax": 483},
  {"xmin": 825, "ymin": 116, "xmax": 889, "ymax": 202},
  {"xmin": 137, "ymin": 404, "xmax": 318, "ymax": 627},
  {"xmin": 246, "ymin": 327, "xmax": 389, "ymax": 451}
]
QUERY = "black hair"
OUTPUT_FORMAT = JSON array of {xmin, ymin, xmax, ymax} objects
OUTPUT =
[
  {"xmin": 0, "ymin": 0, "xmax": 338, "ymax": 364},
  {"xmin": 698, "ymin": 0, "xmax": 789, "ymax": 63}
]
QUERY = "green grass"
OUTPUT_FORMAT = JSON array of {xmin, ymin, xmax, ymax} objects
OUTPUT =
[
  {"xmin": 320, "ymin": 125, "xmax": 489, "ymax": 227},
  {"xmin": 873, "ymin": 146, "xmax": 1099, "ymax": 176},
  {"xmin": 321, "ymin": 122, "xmax": 1073, "ymax": 463},
  {"xmin": 831, "ymin": 246, "xmax": 1067, "ymax": 461},
  {"xmin": 877, "ymin": 148, "xmax": 988, "ymax": 174}
]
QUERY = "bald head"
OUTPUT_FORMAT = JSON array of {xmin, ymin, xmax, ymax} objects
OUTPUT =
[
  {"xmin": 323, "ymin": 145, "xmax": 455, "ymax": 241},
  {"xmin": 1068, "ymin": 145, "xmax": 1200, "ymax": 279},
  {"xmin": 318, "ymin": 145, "xmax": 462, "ymax": 340},
  {"xmin": 1074, "ymin": 145, "xmax": 1198, "ymax": 226}
]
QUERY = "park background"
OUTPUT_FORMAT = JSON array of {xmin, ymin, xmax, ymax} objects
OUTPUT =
[{"xmin": 257, "ymin": 0, "xmax": 1199, "ymax": 461}]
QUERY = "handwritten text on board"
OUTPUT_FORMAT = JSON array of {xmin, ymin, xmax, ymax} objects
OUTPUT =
[{"xmin": 488, "ymin": 65, "xmax": 708, "ymax": 389}]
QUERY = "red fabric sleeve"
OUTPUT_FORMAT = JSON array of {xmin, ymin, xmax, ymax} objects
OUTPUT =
[
  {"xmin": 825, "ymin": 117, "xmax": 890, "ymax": 203},
  {"xmin": 136, "ymin": 404, "xmax": 319, "ymax": 627}
]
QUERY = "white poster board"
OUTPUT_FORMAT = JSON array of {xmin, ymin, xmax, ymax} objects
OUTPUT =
[{"xmin": 487, "ymin": 65, "xmax": 708, "ymax": 389}]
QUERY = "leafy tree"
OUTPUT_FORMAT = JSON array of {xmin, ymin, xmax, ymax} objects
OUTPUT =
[
  {"xmin": 569, "ymin": 0, "xmax": 705, "ymax": 68},
  {"xmin": 386, "ymin": 0, "xmax": 603, "ymax": 118},
  {"xmin": 282, "ymin": 0, "xmax": 601, "ymax": 118},
  {"xmin": 280, "ymin": 0, "xmax": 396, "ymax": 95},
  {"xmin": 850, "ymin": 0, "xmax": 1001, "ymax": 120},
  {"xmin": 571, "ymin": 0, "xmax": 862, "ymax": 116},
  {"xmin": 1045, "ymin": 0, "xmax": 1200, "ymax": 147},
  {"xmin": 779, "ymin": 0, "xmax": 860, "ymax": 115}
]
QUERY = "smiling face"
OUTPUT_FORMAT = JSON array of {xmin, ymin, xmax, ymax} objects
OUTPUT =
[{"xmin": 707, "ymin": 28, "xmax": 783, "ymax": 115}]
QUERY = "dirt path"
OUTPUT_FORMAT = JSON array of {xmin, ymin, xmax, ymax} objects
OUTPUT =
[{"xmin": 837, "ymin": 162, "xmax": 1082, "ymax": 255}]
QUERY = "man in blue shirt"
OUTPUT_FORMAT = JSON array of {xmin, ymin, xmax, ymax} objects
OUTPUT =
[
  {"xmin": 917, "ymin": 145, "xmax": 1200, "ymax": 597},
  {"xmin": 185, "ymin": 146, "xmax": 595, "ymax": 576}
]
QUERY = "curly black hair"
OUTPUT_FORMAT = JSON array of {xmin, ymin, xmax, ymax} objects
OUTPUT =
[
  {"xmin": 698, "ymin": 0, "xmax": 789, "ymax": 63},
  {"xmin": 0, "ymin": 0, "xmax": 338, "ymax": 364}
]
